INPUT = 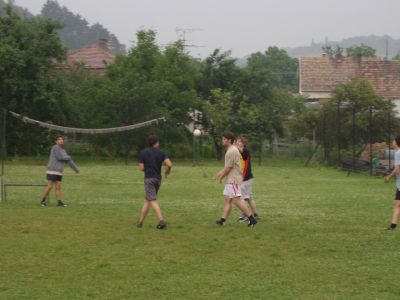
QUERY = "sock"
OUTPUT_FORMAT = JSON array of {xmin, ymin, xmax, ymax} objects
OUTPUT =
[
  {"xmin": 41, "ymin": 197, "xmax": 46, "ymax": 202},
  {"xmin": 390, "ymin": 223, "xmax": 397, "ymax": 229}
]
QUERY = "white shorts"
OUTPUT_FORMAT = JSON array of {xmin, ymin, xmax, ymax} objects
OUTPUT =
[
  {"xmin": 223, "ymin": 183, "xmax": 241, "ymax": 199},
  {"xmin": 240, "ymin": 178, "xmax": 254, "ymax": 200}
]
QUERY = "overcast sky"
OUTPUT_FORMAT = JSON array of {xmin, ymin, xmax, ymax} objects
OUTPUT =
[{"xmin": 14, "ymin": 0, "xmax": 400, "ymax": 58}]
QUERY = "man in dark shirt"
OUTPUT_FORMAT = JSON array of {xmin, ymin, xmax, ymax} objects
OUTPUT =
[
  {"xmin": 236, "ymin": 136, "xmax": 258, "ymax": 221},
  {"xmin": 137, "ymin": 135, "xmax": 172, "ymax": 229}
]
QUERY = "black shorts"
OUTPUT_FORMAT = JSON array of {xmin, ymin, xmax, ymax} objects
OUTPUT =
[
  {"xmin": 46, "ymin": 174, "xmax": 62, "ymax": 182},
  {"xmin": 395, "ymin": 189, "xmax": 400, "ymax": 201}
]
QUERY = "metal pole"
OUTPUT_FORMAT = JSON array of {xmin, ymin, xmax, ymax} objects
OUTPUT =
[
  {"xmin": 0, "ymin": 109, "xmax": 6, "ymax": 202},
  {"xmin": 352, "ymin": 105, "xmax": 356, "ymax": 174},
  {"xmin": 369, "ymin": 106, "xmax": 373, "ymax": 176},
  {"xmin": 388, "ymin": 102, "xmax": 392, "ymax": 171},
  {"xmin": 337, "ymin": 101, "xmax": 341, "ymax": 163}
]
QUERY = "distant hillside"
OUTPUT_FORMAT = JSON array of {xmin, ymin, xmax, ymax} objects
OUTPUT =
[
  {"xmin": 284, "ymin": 35, "xmax": 400, "ymax": 58},
  {"xmin": 0, "ymin": 0, "xmax": 125, "ymax": 54},
  {"xmin": 40, "ymin": 1, "xmax": 125, "ymax": 54},
  {"xmin": 0, "ymin": 0, "xmax": 33, "ymax": 17}
]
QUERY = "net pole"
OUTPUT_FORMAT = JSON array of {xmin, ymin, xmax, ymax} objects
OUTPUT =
[{"xmin": 0, "ymin": 109, "xmax": 6, "ymax": 202}]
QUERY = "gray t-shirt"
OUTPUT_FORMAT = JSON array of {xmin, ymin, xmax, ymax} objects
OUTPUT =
[{"xmin": 395, "ymin": 150, "xmax": 400, "ymax": 190}]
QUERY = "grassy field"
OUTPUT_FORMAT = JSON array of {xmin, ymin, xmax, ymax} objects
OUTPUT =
[{"xmin": 1, "ymin": 158, "xmax": 400, "ymax": 299}]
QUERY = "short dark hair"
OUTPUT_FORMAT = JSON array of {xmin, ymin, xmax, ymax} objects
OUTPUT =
[
  {"xmin": 147, "ymin": 135, "xmax": 159, "ymax": 147},
  {"xmin": 55, "ymin": 135, "xmax": 63, "ymax": 141},
  {"xmin": 395, "ymin": 136, "xmax": 400, "ymax": 147},
  {"xmin": 237, "ymin": 136, "xmax": 248, "ymax": 146},
  {"xmin": 222, "ymin": 131, "xmax": 235, "ymax": 144}
]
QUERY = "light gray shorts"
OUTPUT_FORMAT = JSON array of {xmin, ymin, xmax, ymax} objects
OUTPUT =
[
  {"xmin": 144, "ymin": 178, "xmax": 161, "ymax": 201},
  {"xmin": 240, "ymin": 178, "xmax": 253, "ymax": 200}
]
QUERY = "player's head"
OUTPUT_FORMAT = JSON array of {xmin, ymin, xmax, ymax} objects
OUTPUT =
[
  {"xmin": 394, "ymin": 135, "xmax": 400, "ymax": 148},
  {"xmin": 55, "ymin": 135, "xmax": 64, "ymax": 145},
  {"xmin": 222, "ymin": 131, "xmax": 235, "ymax": 146},
  {"xmin": 236, "ymin": 136, "xmax": 248, "ymax": 148},
  {"xmin": 147, "ymin": 135, "xmax": 159, "ymax": 148}
]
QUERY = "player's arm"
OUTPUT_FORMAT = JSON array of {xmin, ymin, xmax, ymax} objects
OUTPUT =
[
  {"xmin": 164, "ymin": 158, "xmax": 172, "ymax": 177},
  {"xmin": 216, "ymin": 166, "xmax": 232, "ymax": 182},
  {"xmin": 138, "ymin": 163, "xmax": 145, "ymax": 172},
  {"xmin": 386, "ymin": 164, "xmax": 400, "ymax": 182}
]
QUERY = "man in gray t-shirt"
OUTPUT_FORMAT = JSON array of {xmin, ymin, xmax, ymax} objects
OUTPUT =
[
  {"xmin": 41, "ymin": 135, "xmax": 80, "ymax": 207},
  {"xmin": 385, "ymin": 136, "xmax": 400, "ymax": 230}
]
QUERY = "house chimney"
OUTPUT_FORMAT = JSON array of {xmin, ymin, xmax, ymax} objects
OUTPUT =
[{"xmin": 98, "ymin": 39, "xmax": 109, "ymax": 51}]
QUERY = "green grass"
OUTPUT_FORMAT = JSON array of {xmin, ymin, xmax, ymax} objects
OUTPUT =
[{"xmin": 1, "ymin": 159, "xmax": 400, "ymax": 299}]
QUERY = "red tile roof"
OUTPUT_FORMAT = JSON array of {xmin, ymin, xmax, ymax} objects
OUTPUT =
[
  {"xmin": 65, "ymin": 40, "xmax": 115, "ymax": 70},
  {"xmin": 300, "ymin": 57, "xmax": 400, "ymax": 99}
]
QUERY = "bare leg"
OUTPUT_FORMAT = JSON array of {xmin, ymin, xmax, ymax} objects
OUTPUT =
[
  {"xmin": 222, "ymin": 196, "xmax": 233, "ymax": 219},
  {"xmin": 55, "ymin": 181, "xmax": 62, "ymax": 200},
  {"xmin": 139, "ymin": 200, "xmax": 151, "ymax": 223},
  {"xmin": 149, "ymin": 200, "xmax": 164, "ymax": 221},
  {"xmin": 391, "ymin": 201, "xmax": 400, "ymax": 224},
  {"xmin": 233, "ymin": 197, "xmax": 251, "ymax": 217},
  {"xmin": 246, "ymin": 199, "xmax": 257, "ymax": 215},
  {"xmin": 43, "ymin": 181, "xmax": 54, "ymax": 198}
]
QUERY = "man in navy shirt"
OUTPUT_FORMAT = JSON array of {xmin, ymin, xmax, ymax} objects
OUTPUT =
[{"xmin": 137, "ymin": 135, "xmax": 172, "ymax": 229}]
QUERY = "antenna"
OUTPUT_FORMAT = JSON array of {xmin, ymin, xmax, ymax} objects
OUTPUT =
[{"xmin": 175, "ymin": 27, "xmax": 204, "ymax": 50}]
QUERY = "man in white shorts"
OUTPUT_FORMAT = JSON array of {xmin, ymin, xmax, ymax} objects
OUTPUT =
[{"xmin": 216, "ymin": 132, "xmax": 257, "ymax": 227}]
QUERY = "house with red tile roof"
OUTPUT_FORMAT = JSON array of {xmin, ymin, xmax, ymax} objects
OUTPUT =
[
  {"xmin": 64, "ymin": 39, "xmax": 116, "ymax": 75},
  {"xmin": 299, "ymin": 56, "xmax": 400, "ymax": 112}
]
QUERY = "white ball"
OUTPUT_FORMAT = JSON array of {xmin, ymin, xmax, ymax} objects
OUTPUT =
[{"xmin": 193, "ymin": 129, "xmax": 201, "ymax": 137}]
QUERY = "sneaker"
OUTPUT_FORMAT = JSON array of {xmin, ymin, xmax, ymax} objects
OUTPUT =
[
  {"xmin": 137, "ymin": 221, "xmax": 143, "ymax": 228},
  {"xmin": 216, "ymin": 220, "xmax": 225, "ymax": 226},
  {"xmin": 238, "ymin": 214, "xmax": 248, "ymax": 223},
  {"xmin": 40, "ymin": 200, "xmax": 46, "ymax": 207},
  {"xmin": 248, "ymin": 218, "xmax": 258, "ymax": 227},
  {"xmin": 254, "ymin": 213, "xmax": 259, "ymax": 220},
  {"xmin": 386, "ymin": 225, "xmax": 396, "ymax": 231},
  {"xmin": 156, "ymin": 221, "xmax": 167, "ymax": 229},
  {"xmin": 57, "ymin": 200, "xmax": 67, "ymax": 207}
]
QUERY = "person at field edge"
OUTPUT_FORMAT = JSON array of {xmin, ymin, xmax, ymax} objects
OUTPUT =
[
  {"xmin": 216, "ymin": 131, "xmax": 257, "ymax": 227},
  {"xmin": 385, "ymin": 135, "xmax": 400, "ymax": 230},
  {"xmin": 41, "ymin": 135, "xmax": 80, "ymax": 207},
  {"xmin": 236, "ymin": 136, "xmax": 259, "ymax": 222},
  {"xmin": 137, "ymin": 135, "xmax": 172, "ymax": 229}
]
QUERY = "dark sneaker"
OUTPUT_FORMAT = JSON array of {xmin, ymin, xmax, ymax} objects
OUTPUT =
[
  {"xmin": 40, "ymin": 200, "xmax": 46, "ymax": 207},
  {"xmin": 156, "ymin": 221, "xmax": 167, "ymax": 229},
  {"xmin": 254, "ymin": 213, "xmax": 259, "ymax": 220},
  {"xmin": 248, "ymin": 218, "xmax": 258, "ymax": 227},
  {"xmin": 386, "ymin": 225, "xmax": 396, "ymax": 231},
  {"xmin": 57, "ymin": 201, "xmax": 67, "ymax": 207},
  {"xmin": 238, "ymin": 214, "xmax": 248, "ymax": 223},
  {"xmin": 216, "ymin": 220, "xmax": 225, "ymax": 226},
  {"xmin": 137, "ymin": 221, "xmax": 143, "ymax": 228}
]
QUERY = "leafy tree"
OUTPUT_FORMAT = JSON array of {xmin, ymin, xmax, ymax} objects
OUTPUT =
[
  {"xmin": 246, "ymin": 47, "xmax": 298, "ymax": 92},
  {"xmin": 393, "ymin": 52, "xmax": 400, "ymax": 60},
  {"xmin": 289, "ymin": 78, "xmax": 398, "ymax": 163},
  {"xmin": 346, "ymin": 43, "xmax": 376, "ymax": 58},
  {"xmin": 0, "ymin": 5, "xmax": 67, "ymax": 155},
  {"xmin": 322, "ymin": 45, "xmax": 344, "ymax": 58}
]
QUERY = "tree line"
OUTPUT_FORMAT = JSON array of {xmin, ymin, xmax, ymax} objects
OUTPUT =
[{"xmin": 1, "ymin": 5, "xmax": 397, "ymax": 162}]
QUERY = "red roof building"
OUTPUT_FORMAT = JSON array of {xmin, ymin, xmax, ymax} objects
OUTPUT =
[
  {"xmin": 300, "ymin": 56, "xmax": 400, "ymax": 101},
  {"xmin": 64, "ymin": 39, "xmax": 116, "ymax": 75}
]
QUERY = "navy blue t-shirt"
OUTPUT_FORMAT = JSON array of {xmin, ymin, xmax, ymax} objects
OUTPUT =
[{"xmin": 138, "ymin": 147, "xmax": 168, "ymax": 180}]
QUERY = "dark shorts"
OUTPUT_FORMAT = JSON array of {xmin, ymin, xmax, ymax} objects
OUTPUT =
[
  {"xmin": 395, "ymin": 189, "xmax": 400, "ymax": 200},
  {"xmin": 46, "ymin": 174, "xmax": 62, "ymax": 182},
  {"xmin": 144, "ymin": 178, "xmax": 161, "ymax": 201}
]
